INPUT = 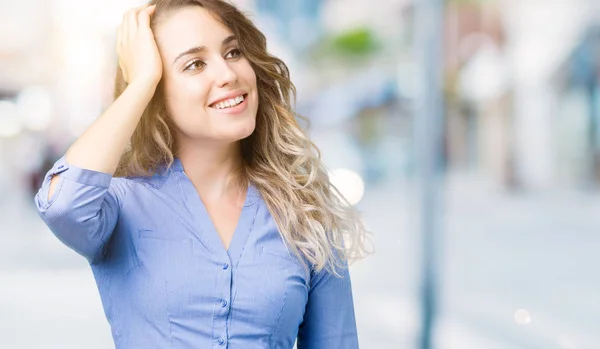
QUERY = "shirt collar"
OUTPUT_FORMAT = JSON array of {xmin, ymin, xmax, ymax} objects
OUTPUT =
[
  {"xmin": 163, "ymin": 157, "xmax": 260, "ymax": 203},
  {"xmin": 171, "ymin": 157, "xmax": 184, "ymax": 172}
]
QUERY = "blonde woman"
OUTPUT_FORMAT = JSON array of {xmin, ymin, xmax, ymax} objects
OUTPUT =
[{"xmin": 35, "ymin": 0, "xmax": 370, "ymax": 347}]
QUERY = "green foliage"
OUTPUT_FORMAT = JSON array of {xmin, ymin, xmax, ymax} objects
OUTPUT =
[
  {"xmin": 448, "ymin": 0, "xmax": 490, "ymax": 4},
  {"xmin": 329, "ymin": 27, "xmax": 380, "ymax": 57}
]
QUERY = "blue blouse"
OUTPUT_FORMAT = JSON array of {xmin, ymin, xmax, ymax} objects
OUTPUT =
[{"xmin": 34, "ymin": 156, "xmax": 358, "ymax": 349}]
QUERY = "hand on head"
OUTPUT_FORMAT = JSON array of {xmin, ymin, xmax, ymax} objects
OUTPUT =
[{"xmin": 116, "ymin": 4, "xmax": 163, "ymax": 87}]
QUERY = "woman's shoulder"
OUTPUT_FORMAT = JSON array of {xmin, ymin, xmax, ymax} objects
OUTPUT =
[
  {"xmin": 115, "ymin": 167, "xmax": 172, "ymax": 190},
  {"xmin": 107, "ymin": 171, "xmax": 173, "ymax": 214}
]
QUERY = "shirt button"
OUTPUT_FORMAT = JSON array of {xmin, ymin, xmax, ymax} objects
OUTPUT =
[
  {"xmin": 217, "ymin": 338, "xmax": 225, "ymax": 345},
  {"xmin": 220, "ymin": 300, "xmax": 227, "ymax": 307},
  {"xmin": 222, "ymin": 263, "xmax": 229, "ymax": 270}
]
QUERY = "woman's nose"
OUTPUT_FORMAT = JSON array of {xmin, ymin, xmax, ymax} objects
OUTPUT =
[{"xmin": 213, "ymin": 60, "xmax": 239, "ymax": 88}]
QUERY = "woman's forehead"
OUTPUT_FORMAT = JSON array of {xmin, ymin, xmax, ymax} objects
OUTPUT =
[{"xmin": 155, "ymin": 6, "xmax": 233, "ymax": 55}]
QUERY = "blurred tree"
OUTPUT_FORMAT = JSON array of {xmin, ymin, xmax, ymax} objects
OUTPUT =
[
  {"xmin": 309, "ymin": 26, "xmax": 381, "ymax": 67},
  {"xmin": 330, "ymin": 27, "xmax": 379, "ymax": 57}
]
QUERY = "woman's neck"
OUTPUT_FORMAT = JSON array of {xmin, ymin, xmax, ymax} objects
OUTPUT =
[{"xmin": 175, "ymin": 140, "xmax": 244, "ymax": 202}]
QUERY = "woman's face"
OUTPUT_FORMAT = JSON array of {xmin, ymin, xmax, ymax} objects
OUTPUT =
[{"xmin": 154, "ymin": 6, "xmax": 258, "ymax": 145}]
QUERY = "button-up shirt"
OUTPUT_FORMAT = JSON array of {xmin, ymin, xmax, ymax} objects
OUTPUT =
[{"xmin": 34, "ymin": 156, "xmax": 359, "ymax": 348}]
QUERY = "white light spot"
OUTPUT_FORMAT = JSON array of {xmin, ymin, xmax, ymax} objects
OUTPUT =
[
  {"xmin": 17, "ymin": 86, "xmax": 53, "ymax": 131},
  {"xmin": 0, "ymin": 100, "xmax": 23, "ymax": 137},
  {"xmin": 329, "ymin": 168, "xmax": 365, "ymax": 206},
  {"xmin": 514, "ymin": 309, "xmax": 532, "ymax": 325}
]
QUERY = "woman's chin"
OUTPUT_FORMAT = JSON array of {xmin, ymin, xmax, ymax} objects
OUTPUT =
[
  {"xmin": 233, "ymin": 127, "xmax": 256, "ymax": 142},
  {"xmin": 217, "ymin": 124, "xmax": 256, "ymax": 143}
]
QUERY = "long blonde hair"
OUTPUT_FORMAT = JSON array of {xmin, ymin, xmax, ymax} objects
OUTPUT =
[{"xmin": 114, "ymin": 0, "xmax": 371, "ymax": 275}]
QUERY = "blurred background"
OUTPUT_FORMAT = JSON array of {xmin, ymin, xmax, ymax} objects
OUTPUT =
[{"xmin": 2, "ymin": 0, "xmax": 600, "ymax": 348}]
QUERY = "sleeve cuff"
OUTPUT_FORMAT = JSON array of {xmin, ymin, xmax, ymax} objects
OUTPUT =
[{"xmin": 48, "ymin": 156, "xmax": 113, "ymax": 188}]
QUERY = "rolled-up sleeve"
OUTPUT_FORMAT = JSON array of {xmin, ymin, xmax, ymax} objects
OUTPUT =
[
  {"xmin": 297, "ymin": 261, "xmax": 359, "ymax": 349},
  {"xmin": 34, "ymin": 156, "xmax": 125, "ymax": 264}
]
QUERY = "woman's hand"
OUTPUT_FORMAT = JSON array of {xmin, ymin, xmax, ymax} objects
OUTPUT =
[{"xmin": 116, "ymin": 4, "xmax": 162, "ymax": 87}]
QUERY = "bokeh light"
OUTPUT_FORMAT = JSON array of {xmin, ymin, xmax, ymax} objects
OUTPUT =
[
  {"xmin": 514, "ymin": 309, "xmax": 532, "ymax": 325},
  {"xmin": 16, "ymin": 87, "xmax": 53, "ymax": 132},
  {"xmin": 329, "ymin": 168, "xmax": 366, "ymax": 206},
  {"xmin": 0, "ymin": 100, "xmax": 22, "ymax": 138}
]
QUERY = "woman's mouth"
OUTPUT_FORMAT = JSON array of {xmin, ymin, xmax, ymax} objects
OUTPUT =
[
  {"xmin": 209, "ymin": 94, "xmax": 248, "ymax": 110},
  {"xmin": 209, "ymin": 93, "xmax": 249, "ymax": 114}
]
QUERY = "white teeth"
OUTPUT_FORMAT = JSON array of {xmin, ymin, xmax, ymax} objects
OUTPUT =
[{"xmin": 213, "ymin": 95, "xmax": 245, "ymax": 109}]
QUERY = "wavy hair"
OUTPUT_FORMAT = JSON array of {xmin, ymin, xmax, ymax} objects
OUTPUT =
[{"xmin": 113, "ymin": 0, "xmax": 371, "ymax": 275}]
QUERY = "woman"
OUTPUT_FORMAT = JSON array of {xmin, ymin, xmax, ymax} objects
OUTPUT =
[{"xmin": 35, "ymin": 0, "xmax": 370, "ymax": 348}]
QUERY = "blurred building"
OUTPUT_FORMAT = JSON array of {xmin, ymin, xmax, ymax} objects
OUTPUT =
[
  {"xmin": 552, "ymin": 25, "xmax": 600, "ymax": 187},
  {"xmin": 444, "ymin": 1, "xmax": 514, "ymax": 187},
  {"xmin": 441, "ymin": 0, "xmax": 600, "ymax": 191}
]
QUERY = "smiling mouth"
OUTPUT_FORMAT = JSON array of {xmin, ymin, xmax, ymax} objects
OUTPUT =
[{"xmin": 209, "ymin": 94, "xmax": 248, "ymax": 110}]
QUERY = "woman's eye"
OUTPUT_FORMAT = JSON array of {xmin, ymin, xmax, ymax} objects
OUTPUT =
[
  {"xmin": 184, "ymin": 59, "xmax": 205, "ymax": 71},
  {"xmin": 225, "ymin": 48, "xmax": 242, "ymax": 59}
]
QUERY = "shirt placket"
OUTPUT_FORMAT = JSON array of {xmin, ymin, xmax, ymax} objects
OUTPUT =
[{"xmin": 213, "ymin": 258, "xmax": 233, "ymax": 348}]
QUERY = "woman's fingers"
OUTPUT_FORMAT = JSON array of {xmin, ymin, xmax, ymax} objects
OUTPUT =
[
  {"xmin": 126, "ymin": 7, "xmax": 140, "ymax": 43},
  {"xmin": 116, "ymin": 21, "xmax": 126, "ymax": 81},
  {"xmin": 118, "ymin": 4, "xmax": 150, "ymax": 83},
  {"xmin": 115, "ymin": 3, "xmax": 163, "ymax": 86},
  {"xmin": 137, "ymin": 5, "xmax": 156, "ymax": 31}
]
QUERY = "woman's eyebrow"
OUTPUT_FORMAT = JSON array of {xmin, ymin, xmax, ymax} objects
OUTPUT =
[
  {"xmin": 222, "ymin": 35, "xmax": 237, "ymax": 46},
  {"xmin": 172, "ymin": 35, "xmax": 238, "ymax": 66},
  {"xmin": 173, "ymin": 46, "xmax": 206, "ymax": 66}
]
